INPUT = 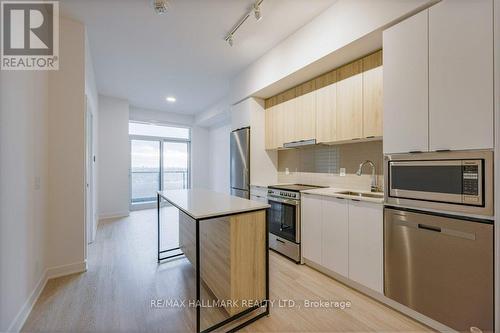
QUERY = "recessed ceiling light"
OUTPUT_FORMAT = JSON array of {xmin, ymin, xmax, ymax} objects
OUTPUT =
[{"xmin": 166, "ymin": 96, "xmax": 176, "ymax": 103}]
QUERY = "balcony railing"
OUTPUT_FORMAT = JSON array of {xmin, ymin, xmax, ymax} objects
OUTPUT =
[{"xmin": 131, "ymin": 170, "xmax": 188, "ymax": 203}]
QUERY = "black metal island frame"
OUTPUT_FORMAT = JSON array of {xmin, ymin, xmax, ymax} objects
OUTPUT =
[{"xmin": 157, "ymin": 189, "xmax": 270, "ymax": 333}]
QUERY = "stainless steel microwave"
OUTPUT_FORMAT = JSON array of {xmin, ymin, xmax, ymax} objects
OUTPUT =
[{"xmin": 384, "ymin": 150, "xmax": 494, "ymax": 216}]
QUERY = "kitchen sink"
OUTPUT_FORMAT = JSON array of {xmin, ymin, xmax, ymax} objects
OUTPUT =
[{"xmin": 335, "ymin": 191, "xmax": 384, "ymax": 199}]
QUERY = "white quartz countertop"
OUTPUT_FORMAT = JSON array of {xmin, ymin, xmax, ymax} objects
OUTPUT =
[
  {"xmin": 158, "ymin": 189, "xmax": 270, "ymax": 220},
  {"xmin": 301, "ymin": 187, "xmax": 384, "ymax": 204}
]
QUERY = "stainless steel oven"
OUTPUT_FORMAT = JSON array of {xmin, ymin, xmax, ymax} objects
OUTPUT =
[
  {"xmin": 267, "ymin": 189, "xmax": 301, "ymax": 262},
  {"xmin": 384, "ymin": 150, "xmax": 493, "ymax": 216}
]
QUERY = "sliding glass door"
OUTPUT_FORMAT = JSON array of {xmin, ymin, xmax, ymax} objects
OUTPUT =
[
  {"xmin": 130, "ymin": 138, "xmax": 190, "ymax": 205},
  {"xmin": 163, "ymin": 142, "xmax": 190, "ymax": 190},
  {"xmin": 131, "ymin": 140, "xmax": 161, "ymax": 203}
]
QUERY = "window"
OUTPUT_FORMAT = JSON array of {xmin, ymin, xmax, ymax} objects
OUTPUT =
[{"xmin": 129, "ymin": 122, "xmax": 191, "ymax": 205}]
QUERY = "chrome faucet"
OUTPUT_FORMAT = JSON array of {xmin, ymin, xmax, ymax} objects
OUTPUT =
[{"xmin": 356, "ymin": 160, "xmax": 379, "ymax": 192}]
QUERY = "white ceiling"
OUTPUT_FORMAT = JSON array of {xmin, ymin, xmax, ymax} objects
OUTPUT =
[{"xmin": 61, "ymin": 0, "xmax": 337, "ymax": 115}]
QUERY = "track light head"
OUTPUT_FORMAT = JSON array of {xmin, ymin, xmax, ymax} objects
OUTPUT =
[
  {"xmin": 227, "ymin": 34, "xmax": 234, "ymax": 47},
  {"xmin": 253, "ymin": 3, "xmax": 262, "ymax": 21}
]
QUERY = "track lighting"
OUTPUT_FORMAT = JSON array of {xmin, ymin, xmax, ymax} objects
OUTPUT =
[
  {"xmin": 253, "ymin": 3, "xmax": 262, "ymax": 21},
  {"xmin": 224, "ymin": 0, "xmax": 264, "ymax": 47},
  {"xmin": 227, "ymin": 34, "xmax": 234, "ymax": 47}
]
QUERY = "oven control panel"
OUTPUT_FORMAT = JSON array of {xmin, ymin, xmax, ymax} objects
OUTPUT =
[
  {"xmin": 268, "ymin": 189, "xmax": 300, "ymax": 200},
  {"xmin": 462, "ymin": 160, "xmax": 482, "ymax": 205}
]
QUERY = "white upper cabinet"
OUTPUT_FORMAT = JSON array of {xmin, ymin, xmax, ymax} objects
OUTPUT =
[
  {"xmin": 348, "ymin": 201, "xmax": 383, "ymax": 293},
  {"xmin": 321, "ymin": 197, "xmax": 349, "ymax": 278},
  {"xmin": 383, "ymin": 10, "xmax": 429, "ymax": 153},
  {"xmin": 428, "ymin": 0, "xmax": 494, "ymax": 151}
]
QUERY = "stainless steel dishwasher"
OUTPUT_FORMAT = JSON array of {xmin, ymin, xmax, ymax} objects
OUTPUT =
[{"xmin": 384, "ymin": 207, "xmax": 494, "ymax": 332}]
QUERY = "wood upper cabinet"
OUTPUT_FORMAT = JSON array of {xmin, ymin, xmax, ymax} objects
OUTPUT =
[
  {"xmin": 294, "ymin": 91, "xmax": 316, "ymax": 142},
  {"xmin": 316, "ymin": 83, "xmax": 337, "ymax": 143},
  {"xmin": 348, "ymin": 201, "xmax": 383, "ymax": 293},
  {"xmin": 265, "ymin": 103, "xmax": 284, "ymax": 150},
  {"xmin": 337, "ymin": 61, "xmax": 363, "ymax": 141},
  {"xmin": 383, "ymin": 10, "xmax": 429, "ymax": 153},
  {"xmin": 428, "ymin": 0, "xmax": 494, "ymax": 151},
  {"xmin": 362, "ymin": 52, "xmax": 383, "ymax": 138},
  {"xmin": 281, "ymin": 98, "xmax": 297, "ymax": 144}
]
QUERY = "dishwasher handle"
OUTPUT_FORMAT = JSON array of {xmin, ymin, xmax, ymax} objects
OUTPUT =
[{"xmin": 418, "ymin": 224, "xmax": 441, "ymax": 233}]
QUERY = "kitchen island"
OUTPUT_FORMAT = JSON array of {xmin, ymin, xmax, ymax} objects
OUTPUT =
[{"xmin": 157, "ymin": 189, "xmax": 270, "ymax": 333}]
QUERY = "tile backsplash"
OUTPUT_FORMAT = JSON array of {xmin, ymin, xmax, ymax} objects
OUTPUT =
[{"xmin": 277, "ymin": 140, "xmax": 384, "ymax": 191}]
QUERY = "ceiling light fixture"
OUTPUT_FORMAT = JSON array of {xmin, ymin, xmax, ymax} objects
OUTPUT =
[
  {"xmin": 153, "ymin": 0, "xmax": 169, "ymax": 15},
  {"xmin": 166, "ymin": 96, "xmax": 176, "ymax": 103},
  {"xmin": 224, "ymin": 0, "xmax": 264, "ymax": 47}
]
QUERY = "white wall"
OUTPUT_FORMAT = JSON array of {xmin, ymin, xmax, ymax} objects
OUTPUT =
[
  {"xmin": 85, "ymin": 29, "xmax": 99, "ymax": 242},
  {"xmin": 208, "ymin": 122, "xmax": 231, "ymax": 193},
  {"xmin": 0, "ymin": 70, "xmax": 49, "ymax": 332},
  {"xmin": 47, "ymin": 17, "xmax": 87, "ymax": 271},
  {"xmin": 98, "ymin": 95, "xmax": 130, "ymax": 219}
]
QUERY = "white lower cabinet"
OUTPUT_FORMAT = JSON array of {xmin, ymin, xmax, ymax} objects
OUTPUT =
[
  {"xmin": 321, "ymin": 197, "xmax": 348, "ymax": 278},
  {"xmin": 348, "ymin": 201, "xmax": 383, "ymax": 293},
  {"xmin": 301, "ymin": 194, "xmax": 322, "ymax": 264},
  {"xmin": 302, "ymin": 194, "xmax": 383, "ymax": 293}
]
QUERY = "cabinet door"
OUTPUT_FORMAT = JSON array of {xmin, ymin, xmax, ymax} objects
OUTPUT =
[
  {"xmin": 383, "ymin": 10, "xmax": 429, "ymax": 153},
  {"xmin": 265, "ymin": 105, "xmax": 276, "ymax": 150},
  {"xmin": 321, "ymin": 197, "xmax": 348, "ymax": 278},
  {"xmin": 363, "ymin": 66, "xmax": 383, "ymax": 138},
  {"xmin": 429, "ymin": 0, "xmax": 493, "ymax": 150},
  {"xmin": 282, "ymin": 98, "xmax": 297, "ymax": 144},
  {"xmin": 337, "ymin": 70, "xmax": 363, "ymax": 141},
  {"xmin": 301, "ymin": 194, "xmax": 322, "ymax": 264},
  {"xmin": 294, "ymin": 91, "xmax": 316, "ymax": 141},
  {"xmin": 348, "ymin": 201, "xmax": 383, "ymax": 293},
  {"xmin": 316, "ymin": 83, "xmax": 337, "ymax": 143}
]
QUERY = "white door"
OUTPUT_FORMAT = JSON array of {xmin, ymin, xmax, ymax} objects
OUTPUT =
[
  {"xmin": 383, "ymin": 10, "xmax": 429, "ymax": 153},
  {"xmin": 348, "ymin": 201, "xmax": 383, "ymax": 293},
  {"xmin": 85, "ymin": 103, "xmax": 95, "ymax": 244},
  {"xmin": 321, "ymin": 196, "xmax": 348, "ymax": 277},
  {"xmin": 301, "ymin": 194, "xmax": 322, "ymax": 264},
  {"xmin": 428, "ymin": 0, "xmax": 494, "ymax": 151}
]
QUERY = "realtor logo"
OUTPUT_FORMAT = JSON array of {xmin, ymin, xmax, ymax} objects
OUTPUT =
[{"xmin": 1, "ymin": 1, "xmax": 59, "ymax": 70}]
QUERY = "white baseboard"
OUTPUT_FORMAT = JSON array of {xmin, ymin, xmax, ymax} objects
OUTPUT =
[
  {"xmin": 46, "ymin": 260, "xmax": 87, "ymax": 279},
  {"xmin": 7, "ymin": 270, "xmax": 48, "ymax": 333},
  {"xmin": 98, "ymin": 211, "xmax": 129, "ymax": 220},
  {"xmin": 7, "ymin": 260, "xmax": 87, "ymax": 332}
]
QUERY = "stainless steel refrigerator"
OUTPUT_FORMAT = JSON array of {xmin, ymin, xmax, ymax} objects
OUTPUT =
[{"xmin": 230, "ymin": 127, "xmax": 250, "ymax": 199}]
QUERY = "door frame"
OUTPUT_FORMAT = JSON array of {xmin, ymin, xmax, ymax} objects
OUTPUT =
[{"xmin": 85, "ymin": 97, "xmax": 96, "ymax": 245}]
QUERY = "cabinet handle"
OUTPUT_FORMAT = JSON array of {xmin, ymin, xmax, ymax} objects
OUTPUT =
[
  {"xmin": 276, "ymin": 238, "xmax": 286, "ymax": 244},
  {"xmin": 351, "ymin": 199, "xmax": 361, "ymax": 202},
  {"xmin": 335, "ymin": 197, "xmax": 345, "ymax": 200},
  {"xmin": 366, "ymin": 136, "xmax": 375, "ymax": 139},
  {"xmin": 418, "ymin": 224, "xmax": 441, "ymax": 233},
  {"xmin": 409, "ymin": 150, "xmax": 423, "ymax": 154},
  {"xmin": 435, "ymin": 149, "xmax": 451, "ymax": 153}
]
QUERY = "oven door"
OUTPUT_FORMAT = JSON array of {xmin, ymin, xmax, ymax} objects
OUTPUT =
[
  {"xmin": 389, "ymin": 160, "xmax": 480, "ymax": 205},
  {"xmin": 267, "ymin": 196, "xmax": 300, "ymax": 243}
]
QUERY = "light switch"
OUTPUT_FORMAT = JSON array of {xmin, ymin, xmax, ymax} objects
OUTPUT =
[{"xmin": 339, "ymin": 168, "xmax": 346, "ymax": 177}]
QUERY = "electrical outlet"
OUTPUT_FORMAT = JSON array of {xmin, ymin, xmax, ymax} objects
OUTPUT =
[
  {"xmin": 285, "ymin": 168, "xmax": 290, "ymax": 175},
  {"xmin": 339, "ymin": 168, "xmax": 346, "ymax": 177}
]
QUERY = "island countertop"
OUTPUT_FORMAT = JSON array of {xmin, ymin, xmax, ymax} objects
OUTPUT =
[{"xmin": 158, "ymin": 188, "xmax": 270, "ymax": 220}]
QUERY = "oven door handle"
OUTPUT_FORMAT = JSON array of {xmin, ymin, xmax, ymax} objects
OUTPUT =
[{"xmin": 268, "ymin": 197, "xmax": 300, "ymax": 206}]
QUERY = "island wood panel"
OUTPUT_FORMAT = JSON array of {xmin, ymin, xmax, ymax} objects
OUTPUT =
[
  {"xmin": 179, "ymin": 210, "xmax": 267, "ymax": 317},
  {"xmin": 315, "ymin": 83, "xmax": 337, "ymax": 143},
  {"xmin": 230, "ymin": 210, "xmax": 267, "ymax": 315}
]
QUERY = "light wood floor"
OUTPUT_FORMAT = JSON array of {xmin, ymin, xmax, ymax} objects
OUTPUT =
[{"xmin": 23, "ymin": 208, "xmax": 431, "ymax": 332}]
